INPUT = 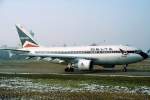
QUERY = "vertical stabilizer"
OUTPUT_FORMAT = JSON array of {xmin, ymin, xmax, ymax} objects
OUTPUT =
[{"xmin": 15, "ymin": 24, "xmax": 39, "ymax": 48}]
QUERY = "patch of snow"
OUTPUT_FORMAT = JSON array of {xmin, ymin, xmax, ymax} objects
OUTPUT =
[{"xmin": 0, "ymin": 77, "xmax": 149, "ymax": 95}]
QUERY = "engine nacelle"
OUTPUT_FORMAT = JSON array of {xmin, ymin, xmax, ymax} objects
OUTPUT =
[{"xmin": 76, "ymin": 59, "xmax": 93, "ymax": 70}]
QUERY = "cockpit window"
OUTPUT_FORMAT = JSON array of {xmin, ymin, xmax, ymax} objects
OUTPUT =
[{"xmin": 135, "ymin": 50, "xmax": 142, "ymax": 53}]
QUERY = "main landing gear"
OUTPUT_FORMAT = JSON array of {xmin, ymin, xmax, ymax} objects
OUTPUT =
[
  {"xmin": 123, "ymin": 64, "xmax": 128, "ymax": 72},
  {"xmin": 65, "ymin": 63, "xmax": 74, "ymax": 72}
]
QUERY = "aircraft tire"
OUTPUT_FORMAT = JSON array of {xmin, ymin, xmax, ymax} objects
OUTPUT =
[
  {"xmin": 65, "ymin": 68, "xmax": 69, "ymax": 72},
  {"xmin": 70, "ymin": 68, "xmax": 74, "ymax": 72},
  {"xmin": 123, "ymin": 67, "xmax": 127, "ymax": 72}
]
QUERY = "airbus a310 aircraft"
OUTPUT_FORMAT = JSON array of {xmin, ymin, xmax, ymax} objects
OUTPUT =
[{"xmin": 5, "ymin": 24, "xmax": 150, "ymax": 72}]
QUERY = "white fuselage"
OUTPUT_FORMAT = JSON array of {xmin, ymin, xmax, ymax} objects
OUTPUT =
[{"xmin": 20, "ymin": 45, "xmax": 144, "ymax": 65}]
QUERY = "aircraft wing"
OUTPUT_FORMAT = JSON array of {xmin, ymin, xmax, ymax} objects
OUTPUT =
[{"xmin": 23, "ymin": 53, "xmax": 89, "ymax": 63}]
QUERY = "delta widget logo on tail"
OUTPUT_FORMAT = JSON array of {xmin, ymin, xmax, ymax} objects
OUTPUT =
[{"xmin": 23, "ymin": 41, "xmax": 39, "ymax": 48}]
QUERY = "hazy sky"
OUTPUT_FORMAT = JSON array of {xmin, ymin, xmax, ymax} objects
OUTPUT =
[{"xmin": 0, "ymin": 0, "xmax": 150, "ymax": 50}]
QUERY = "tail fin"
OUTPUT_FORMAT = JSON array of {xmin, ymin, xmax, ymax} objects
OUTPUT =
[{"xmin": 15, "ymin": 24, "xmax": 39, "ymax": 48}]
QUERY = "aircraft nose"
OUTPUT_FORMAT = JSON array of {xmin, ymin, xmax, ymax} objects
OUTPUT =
[{"xmin": 138, "ymin": 51, "xmax": 148, "ymax": 59}]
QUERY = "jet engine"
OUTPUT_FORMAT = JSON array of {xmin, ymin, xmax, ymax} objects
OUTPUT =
[
  {"xmin": 76, "ymin": 59, "xmax": 93, "ymax": 70},
  {"xmin": 65, "ymin": 59, "xmax": 93, "ymax": 72}
]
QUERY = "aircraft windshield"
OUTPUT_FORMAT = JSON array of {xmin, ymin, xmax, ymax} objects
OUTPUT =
[{"xmin": 135, "ymin": 50, "xmax": 142, "ymax": 53}]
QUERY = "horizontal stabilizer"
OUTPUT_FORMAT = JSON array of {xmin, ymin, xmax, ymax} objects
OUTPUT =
[{"xmin": 0, "ymin": 49, "xmax": 30, "ymax": 54}]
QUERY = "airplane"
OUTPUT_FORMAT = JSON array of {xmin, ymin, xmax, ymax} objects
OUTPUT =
[{"xmin": 4, "ymin": 24, "xmax": 150, "ymax": 72}]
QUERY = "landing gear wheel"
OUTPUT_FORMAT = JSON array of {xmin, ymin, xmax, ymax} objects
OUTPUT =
[
  {"xmin": 65, "ymin": 67, "xmax": 69, "ymax": 72},
  {"xmin": 64, "ymin": 67, "xmax": 74, "ymax": 72},
  {"xmin": 70, "ymin": 68, "xmax": 74, "ymax": 72},
  {"xmin": 123, "ymin": 67, "xmax": 127, "ymax": 72},
  {"xmin": 123, "ymin": 64, "xmax": 128, "ymax": 72}
]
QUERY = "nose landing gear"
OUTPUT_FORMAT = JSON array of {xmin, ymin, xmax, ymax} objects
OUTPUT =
[{"xmin": 123, "ymin": 64, "xmax": 128, "ymax": 72}]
